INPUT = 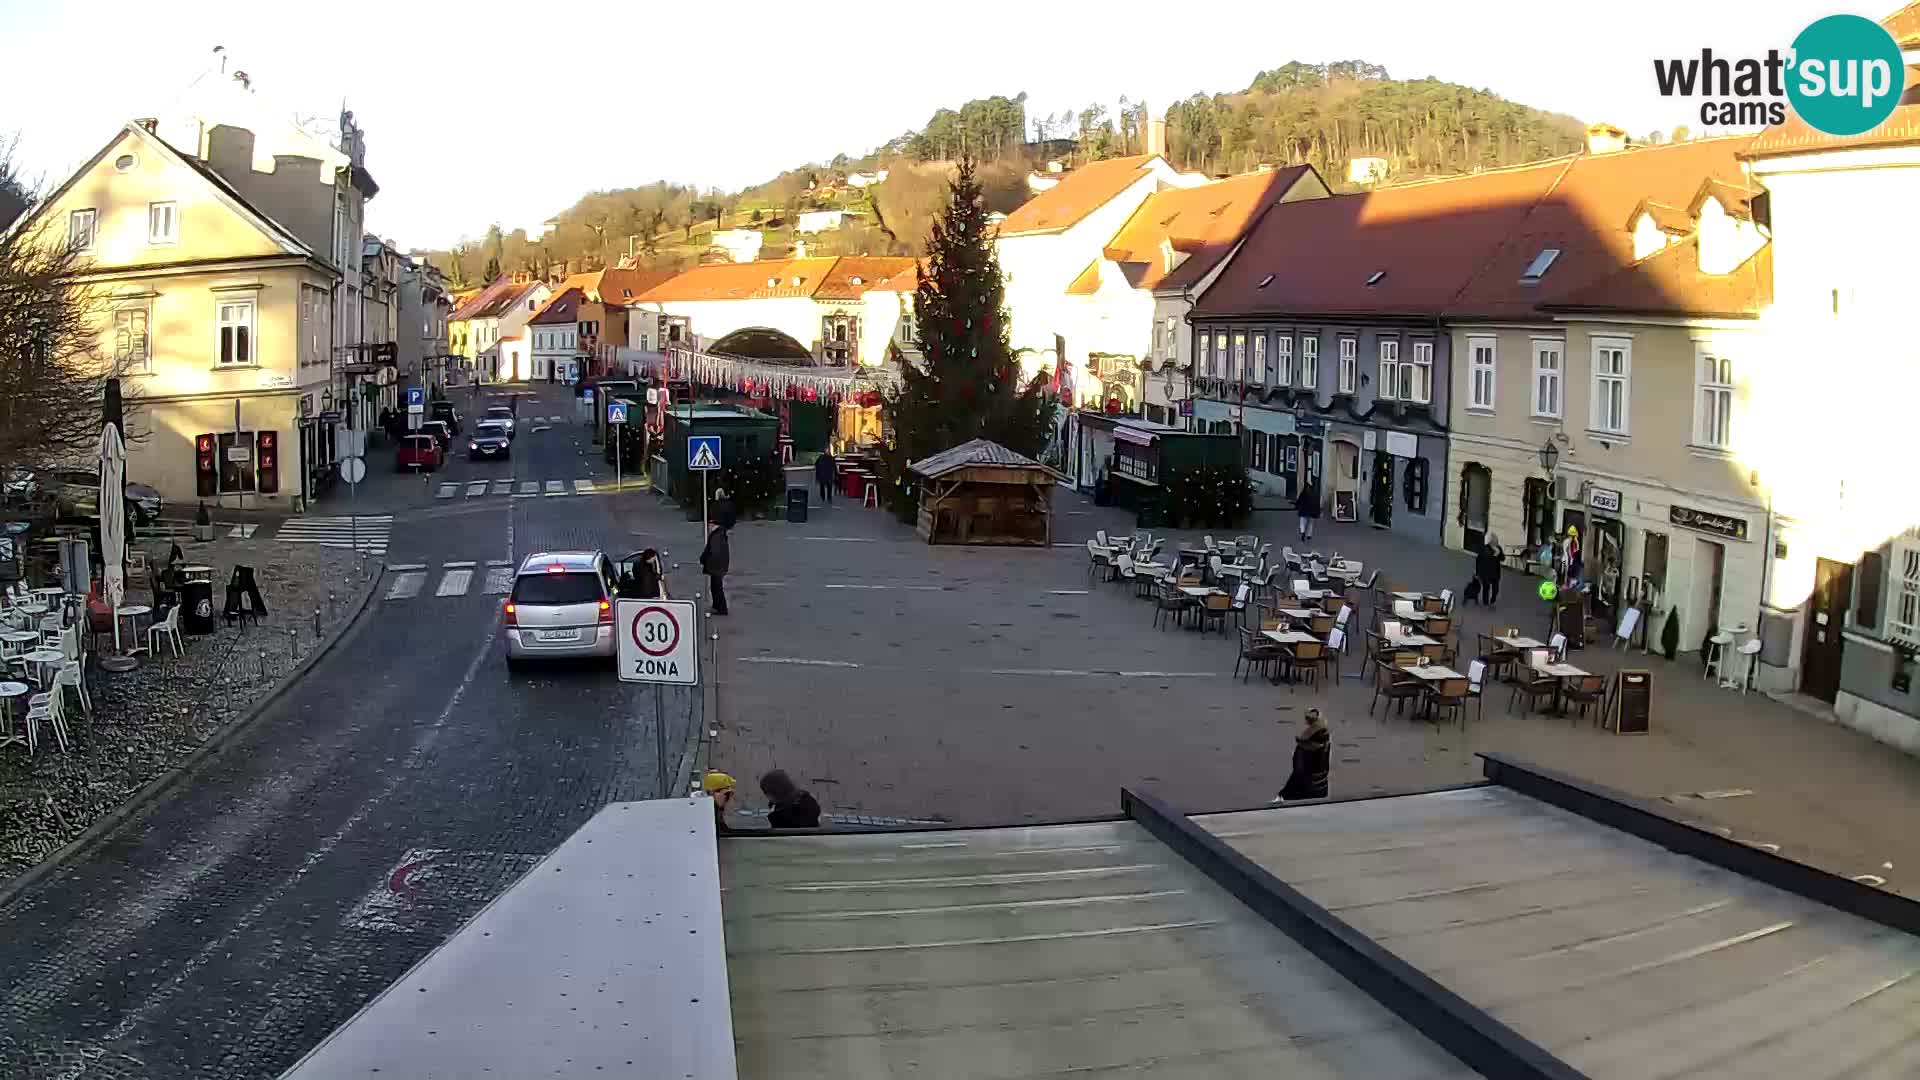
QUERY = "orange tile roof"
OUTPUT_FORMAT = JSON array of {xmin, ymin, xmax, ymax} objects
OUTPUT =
[
  {"xmin": 1065, "ymin": 260, "xmax": 1102, "ymax": 296},
  {"xmin": 1884, "ymin": 1, "xmax": 1920, "ymax": 45},
  {"xmin": 1541, "ymin": 238, "xmax": 1771, "ymax": 319},
  {"xmin": 1096, "ymin": 166, "xmax": 1317, "ymax": 293},
  {"xmin": 631, "ymin": 257, "xmax": 918, "ymax": 303},
  {"xmin": 995, "ymin": 155, "xmax": 1158, "ymax": 237},
  {"xmin": 449, "ymin": 276, "xmax": 518, "ymax": 322},
  {"xmin": 814, "ymin": 256, "xmax": 920, "ymax": 299},
  {"xmin": 531, "ymin": 287, "xmax": 584, "ymax": 324},
  {"xmin": 1634, "ymin": 200, "xmax": 1694, "ymax": 234},
  {"xmin": 600, "ymin": 267, "xmax": 680, "ymax": 304},
  {"xmin": 1747, "ymin": 5, "xmax": 1920, "ymax": 156}
]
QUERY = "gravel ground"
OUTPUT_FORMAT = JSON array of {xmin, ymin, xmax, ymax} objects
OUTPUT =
[{"xmin": 0, "ymin": 540, "xmax": 372, "ymax": 883}]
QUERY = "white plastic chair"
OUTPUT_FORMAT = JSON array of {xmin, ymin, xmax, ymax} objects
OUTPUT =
[
  {"xmin": 1733, "ymin": 638, "xmax": 1763, "ymax": 693},
  {"xmin": 1438, "ymin": 588, "xmax": 1454, "ymax": 613},
  {"xmin": 148, "ymin": 605, "xmax": 184, "ymax": 658},
  {"xmin": 1291, "ymin": 578, "xmax": 1311, "ymax": 596},
  {"xmin": 1548, "ymin": 632, "xmax": 1568, "ymax": 660},
  {"xmin": 54, "ymin": 660, "xmax": 90, "ymax": 718},
  {"xmin": 26, "ymin": 685, "xmax": 68, "ymax": 752},
  {"xmin": 1382, "ymin": 619, "xmax": 1404, "ymax": 640},
  {"xmin": 1466, "ymin": 660, "xmax": 1488, "ymax": 720},
  {"xmin": 1203, "ymin": 535, "xmax": 1217, "ymax": 551},
  {"xmin": 1096, "ymin": 529, "xmax": 1109, "ymax": 547},
  {"xmin": 1393, "ymin": 599, "xmax": 1418, "ymax": 620}
]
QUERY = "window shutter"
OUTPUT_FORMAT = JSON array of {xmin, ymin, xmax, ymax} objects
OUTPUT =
[{"xmin": 1857, "ymin": 549, "xmax": 1884, "ymax": 629}]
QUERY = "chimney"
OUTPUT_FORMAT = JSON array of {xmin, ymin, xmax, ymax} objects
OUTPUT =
[
  {"xmin": 135, "ymin": 118, "xmax": 158, "ymax": 133},
  {"xmin": 1585, "ymin": 122, "xmax": 1628, "ymax": 155},
  {"xmin": 793, "ymin": 239, "xmax": 807, "ymax": 259}
]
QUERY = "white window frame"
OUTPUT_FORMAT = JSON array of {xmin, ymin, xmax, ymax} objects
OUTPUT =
[
  {"xmin": 1409, "ymin": 340, "xmax": 1433, "ymax": 403},
  {"xmin": 112, "ymin": 303, "xmax": 152, "ymax": 374},
  {"xmin": 1891, "ymin": 529, "xmax": 1920, "ymax": 645},
  {"xmin": 1215, "ymin": 333, "xmax": 1229, "ymax": 377},
  {"xmin": 1252, "ymin": 334, "xmax": 1268, "ymax": 383},
  {"xmin": 147, "ymin": 201, "xmax": 178, "ymax": 245},
  {"xmin": 1693, "ymin": 345, "xmax": 1734, "ymax": 450},
  {"xmin": 1590, "ymin": 337, "xmax": 1631, "ymax": 435},
  {"xmin": 217, "ymin": 297, "xmax": 257, "ymax": 367},
  {"xmin": 69, "ymin": 208, "xmax": 96, "ymax": 252},
  {"xmin": 1274, "ymin": 334, "xmax": 1292, "ymax": 385},
  {"xmin": 1467, "ymin": 336, "xmax": 1496, "ymax": 411},
  {"xmin": 1163, "ymin": 316, "xmax": 1177, "ymax": 360},
  {"xmin": 1377, "ymin": 339, "xmax": 1400, "ymax": 400},
  {"xmin": 1301, "ymin": 335, "xmax": 1319, "ymax": 389},
  {"xmin": 1232, "ymin": 332, "xmax": 1247, "ymax": 382},
  {"xmin": 1531, "ymin": 339, "xmax": 1563, "ymax": 419},
  {"xmin": 1337, "ymin": 337, "xmax": 1356, "ymax": 394}
]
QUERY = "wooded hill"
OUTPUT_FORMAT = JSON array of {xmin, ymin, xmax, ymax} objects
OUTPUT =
[{"xmin": 419, "ymin": 60, "xmax": 1591, "ymax": 288}]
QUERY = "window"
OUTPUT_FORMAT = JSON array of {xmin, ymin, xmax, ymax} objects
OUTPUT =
[
  {"xmin": 1532, "ymin": 340, "xmax": 1562, "ymax": 418},
  {"xmin": 1377, "ymin": 339, "xmax": 1400, "ymax": 399},
  {"xmin": 1591, "ymin": 338, "xmax": 1631, "ymax": 434},
  {"xmin": 148, "ymin": 201, "xmax": 178, "ymax": 245},
  {"xmin": 1273, "ymin": 335, "xmax": 1291, "ymax": 384},
  {"xmin": 1891, "ymin": 529, "xmax": 1920, "ymax": 645},
  {"xmin": 218, "ymin": 298, "xmax": 256, "ymax": 366},
  {"xmin": 1520, "ymin": 248, "xmax": 1561, "ymax": 282},
  {"xmin": 1404, "ymin": 457, "xmax": 1429, "ymax": 514},
  {"xmin": 1301, "ymin": 336, "xmax": 1318, "ymax": 389},
  {"xmin": 113, "ymin": 306, "xmax": 150, "ymax": 373},
  {"xmin": 68, "ymin": 209, "xmax": 96, "ymax": 252},
  {"xmin": 1467, "ymin": 337, "xmax": 1497, "ymax": 410},
  {"xmin": 1337, "ymin": 338, "xmax": 1356, "ymax": 393},
  {"xmin": 1694, "ymin": 348, "xmax": 1734, "ymax": 449},
  {"xmin": 1232, "ymin": 333, "xmax": 1246, "ymax": 381},
  {"xmin": 1252, "ymin": 335, "xmax": 1268, "ymax": 383},
  {"xmin": 1163, "ymin": 316, "xmax": 1176, "ymax": 359},
  {"xmin": 1216, "ymin": 334, "xmax": 1229, "ymax": 379},
  {"xmin": 1408, "ymin": 341, "xmax": 1433, "ymax": 403}
]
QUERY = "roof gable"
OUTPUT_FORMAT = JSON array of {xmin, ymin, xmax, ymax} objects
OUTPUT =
[
  {"xmin": 1539, "ymin": 236, "xmax": 1771, "ymax": 318},
  {"xmin": 995, "ymin": 155, "xmax": 1159, "ymax": 237},
  {"xmin": 531, "ymin": 287, "xmax": 584, "ymax": 324},
  {"xmin": 1100, "ymin": 166, "xmax": 1322, "ymax": 295}
]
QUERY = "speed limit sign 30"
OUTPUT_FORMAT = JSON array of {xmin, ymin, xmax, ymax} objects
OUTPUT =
[{"xmin": 615, "ymin": 599, "xmax": 699, "ymax": 684}]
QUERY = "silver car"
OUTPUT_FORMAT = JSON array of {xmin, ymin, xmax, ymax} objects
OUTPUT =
[{"xmin": 503, "ymin": 550, "xmax": 618, "ymax": 669}]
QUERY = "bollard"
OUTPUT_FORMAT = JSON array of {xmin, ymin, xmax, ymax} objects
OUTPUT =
[
  {"xmin": 328, "ymin": 590, "xmax": 336, "ymax": 618},
  {"xmin": 259, "ymin": 649, "xmax": 268, "ymax": 681},
  {"xmin": 288, "ymin": 626, "xmax": 299, "ymax": 662},
  {"xmin": 313, "ymin": 606, "xmax": 322, "ymax": 640}
]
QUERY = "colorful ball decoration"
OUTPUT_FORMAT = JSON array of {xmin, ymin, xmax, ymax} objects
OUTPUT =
[{"xmin": 1537, "ymin": 580, "xmax": 1559, "ymax": 602}]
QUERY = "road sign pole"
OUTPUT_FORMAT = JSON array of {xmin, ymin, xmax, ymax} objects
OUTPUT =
[
  {"xmin": 655, "ymin": 682, "xmax": 668, "ymax": 799},
  {"xmin": 702, "ymin": 469, "xmax": 709, "ymax": 538},
  {"xmin": 615, "ymin": 423, "xmax": 622, "ymax": 493}
]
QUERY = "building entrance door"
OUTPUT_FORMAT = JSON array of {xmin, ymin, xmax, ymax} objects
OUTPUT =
[
  {"xmin": 1460, "ymin": 463, "xmax": 1490, "ymax": 552},
  {"xmin": 1801, "ymin": 557, "xmax": 1853, "ymax": 703},
  {"xmin": 1689, "ymin": 538, "xmax": 1726, "ymax": 651},
  {"xmin": 1590, "ymin": 516, "xmax": 1625, "ymax": 625}
]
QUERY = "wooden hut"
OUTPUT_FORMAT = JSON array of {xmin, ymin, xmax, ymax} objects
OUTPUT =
[{"xmin": 907, "ymin": 439, "xmax": 1060, "ymax": 546}]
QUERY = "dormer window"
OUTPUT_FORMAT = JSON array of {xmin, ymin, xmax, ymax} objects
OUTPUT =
[
  {"xmin": 850, "ymin": 275, "xmax": 864, "ymax": 285},
  {"xmin": 1520, "ymin": 248, "xmax": 1561, "ymax": 283},
  {"xmin": 1161, "ymin": 238, "xmax": 1177, "ymax": 273},
  {"xmin": 767, "ymin": 277, "xmax": 778, "ymax": 288},
  {"xmin": 1365, "ymin": 270, "xmax": 1386, "ymax": 287},
  {"xmin": 790, "ymin": 276, "xmax": 802, "ymax": 287}
]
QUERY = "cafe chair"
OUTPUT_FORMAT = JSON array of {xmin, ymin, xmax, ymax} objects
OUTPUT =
[
  {"xmin": 1393, "ymin": 599, "xmax": 1419, "ymax": 621},
  {"xmin": 1333, "ymin": 605, "xmax": 1354, "ymax": 653},
  {"xmin": 1283, "ymin": 639, "xmax": 1327, "ymax": 691},
  {"xmin": 1478, "ymin": 633, "xmax": 1519, "ymax": 681},
  {"xmin": 1086, "ymin": 540, "xmax": 1108, "ymax": 582},
  {"xmin": 1096, "ymin": 530, "xmax": 1109, "ymax": 547},
  {"xmin": 1291, "ymin": 578, "xmax": 1311, "ymax": 597},
  {"xmin": 1548, "ymin": 632, "xmax": 1568, "ymax": 661},
  {"xmin": 1369, "ymin": 659, "xmax": 1424, "ymax": 717},
  {"xmin": 1438, "ymin": 588, "xmax": 1455, "ymax": 614},
  {"xmin": 1380, "ymin": 619, "xmax": 1404, "ymax": 642},
  {"xmin": 1230, "ymin": 583, "xmax": 1254, "ymax": 629},
  {"xmin": 1508, "ymin": 663, "xmax": 1559, "ymax": 715},
  {"xmin": 1197, "ymin": 590, "xmax": 1233, "ymax": 636},
  {"xmin": 1153, "ymin": 580, "xmax": 1194, "ymax": 631},
  {"xmin": 1465, "ymin": 659, "xmax": 1489, "ymax": 722},
  {"xmin": 1565, "ymin": 673, "xmax": 1609, "ymax": 723},
  {"xmin": 147, "ymin": 605, "xmax": 184, "ymax": 659},
  {"xmin": 1235, "ymin": 627, "xmax": 1282, "ymax": 683},
  {"xmin": 1314, "ymin": 629, "xmax": 1346, "ymax": 683},
  {"xmin": 1203, "ymin": 535, "xmax": 1217, "ymax": 552},
  {"xmin": 1426, "ymin": 675, "xmax": 1471, "ymax": 727}
]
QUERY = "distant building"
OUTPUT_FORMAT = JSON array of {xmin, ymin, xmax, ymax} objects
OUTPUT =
[
  {"xmin": 709, "ymin": 229, "xmax": 764, "ymax": 263},
  {"xmin": 845, "ymin": 170, "xmax": 889, "ymax": 188},
  {"xmin": 1348, "ymin": 157, "xmax": 1389, "ymax": 185},
  {"xmin": 795, "ymin": 210, "xmax": 850, "ymax": 234}
]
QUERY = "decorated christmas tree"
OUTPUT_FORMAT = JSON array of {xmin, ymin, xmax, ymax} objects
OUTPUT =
[{"xmin": 882, "ymin": 159, "xmax": 1055, "ymax": 513}]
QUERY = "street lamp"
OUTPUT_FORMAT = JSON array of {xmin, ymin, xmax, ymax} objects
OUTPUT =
[{"xmin": 1538, "ymin": 438, "xmax": 1559, "ymax": 473}]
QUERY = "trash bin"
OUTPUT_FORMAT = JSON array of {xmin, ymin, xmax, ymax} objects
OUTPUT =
[
  {"xmin": 181, "ymin": 579, "xmax": 216, "ymax": 635},
  {"xmin": 786, "ymin": 487, "xmax": 809, "ymax": 524}
]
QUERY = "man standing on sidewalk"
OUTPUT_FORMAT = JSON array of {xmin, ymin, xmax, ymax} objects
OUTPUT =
[
  {"xmin": 700, "ymin": 519, "xmax": 731, "ymax": 617},
  {"xmin": 814, "ymin": 449, "xmax": 836, "ymax": 506}
]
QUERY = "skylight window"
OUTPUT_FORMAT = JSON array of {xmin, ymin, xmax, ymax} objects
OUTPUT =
[
  {"xmin": 850, "ymin": 275, "xmax": 864, "ymax": 285},
  {"xmin": 1521, "ymin": 248, "xmax": 1561, "ymax": 282},
  {"xmin": 1365, "ymin": 270, "xmax": 1386, "ymax": 287},
  {"xmin": 1258, "ymin": 274, "xmax": 1275, "ymax": 289}
]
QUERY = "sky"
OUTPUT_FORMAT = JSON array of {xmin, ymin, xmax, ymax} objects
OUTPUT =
[{"xmin": 0, "ymin": 0, "xmax": 1849, "ymax": 251}]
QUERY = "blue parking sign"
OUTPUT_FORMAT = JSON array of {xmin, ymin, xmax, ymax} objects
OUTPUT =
[
  {"xmin": 406, "ymin": 386, "xmax": 424, "ymax": 408},
  {"xmin": 687, "ymin": 435, "xmax": 722, "ymax": 471}
]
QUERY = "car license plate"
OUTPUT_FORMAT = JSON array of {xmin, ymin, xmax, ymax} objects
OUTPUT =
[{"xmin": 534, "ymin": 629, "xmax": 579, "ymax": 642}]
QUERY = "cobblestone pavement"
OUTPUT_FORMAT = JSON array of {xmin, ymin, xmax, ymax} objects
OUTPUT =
[
  {"xmin": 0, "ymin": 384, "xmax": 694, "ymax": 1079},
  {"xmin": 692, "ymin": 486, "xmax": 1920, "ymax": 897},
  {"xmin": 0, "ymin": 541, "xmax": 371, "ymax": 883}
]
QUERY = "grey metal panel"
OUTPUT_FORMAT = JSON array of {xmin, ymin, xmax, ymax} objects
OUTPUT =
[
  {"xmin": 1197, "ymin": 787, "xmax": 1920, "ymax": 1080},
  {"xmin": 721, "ymin": 820, "xmax": 1478, "ymax": 1079},
  {"xmin": 282, "ymin": 797, "xmax": 737, "ymax": 1080}
]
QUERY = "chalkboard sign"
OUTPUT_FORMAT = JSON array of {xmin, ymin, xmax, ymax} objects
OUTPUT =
[
  {"xmin": 1610, "ymin": 669, "xmax": 1651, "ymax": 735},
  {"xmin": 1333, "ymin": 490, "xmax": 1357, "ymax": 522}
]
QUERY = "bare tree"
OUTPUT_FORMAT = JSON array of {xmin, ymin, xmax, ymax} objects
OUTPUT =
[{"xmin": 0, "ymin": 139, "xmax": 140, "ymax": 478}]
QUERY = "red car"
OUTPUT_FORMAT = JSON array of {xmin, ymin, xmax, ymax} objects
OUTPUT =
[{"xmin": 396, "ymin": 433, "xmax": 444, "ymax": 472}]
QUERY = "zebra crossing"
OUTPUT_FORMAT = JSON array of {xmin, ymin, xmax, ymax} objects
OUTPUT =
[
  {"xmin": 272, "ymin": 515, "xmax": 393, "ymax": 556},
  {"xmin": 383, "ymin": 560, "xmax": 516, "ymax": 603},
  {"xmin": 434, "ymin": 478, "xmax": 605, "ymax": 501}
]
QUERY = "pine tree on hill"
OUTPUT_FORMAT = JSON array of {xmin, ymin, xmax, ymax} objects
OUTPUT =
[{"xmin": 882, "ymin": 158, "xmax": 1056, "ymax": 514}]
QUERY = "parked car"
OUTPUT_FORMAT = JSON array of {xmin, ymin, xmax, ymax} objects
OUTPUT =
[
  {"xmin": 43, "ymin": 469, "xmax": 164, "ymax": 524},
  {"xmin": 502, "ymin": 550, "xmax": 618, "ymax": 670},
  {"xmin": 420, "ymin": 419, "xmax": 454, "ymax": 450},
  {"xmin": 468, "ymin": 420, "xmax": 511, "ymax": 461},
  {"xmin": 482, "ymin": 405, "xmax": 516, "ymax": 438},
  {"xmin": 429, "ymin": 400, "xmax": 462, "ymax": 435},
  {"xmin": 396, "ymin": 434, "xmax": 444, "ymax": 472}
]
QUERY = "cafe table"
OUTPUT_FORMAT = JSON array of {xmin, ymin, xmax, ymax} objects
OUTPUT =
[
  {"xmin": 1494, "ymin": 633, "xmax": 1546, "ymax": 650},
  {"xmin": 1261, "ymin": 629, "xmax": 1323, "ymax": 684},
  {"xmin": 31, "ymin": 587, "xmax": 65, "ymax": 603},
  {"xmin": 1293, "ymin": 587, "xmax": 1332, "ymax": 602},
  {"xmin": 0, "ymin": 680, "xmax": 27, "ymax": 750},
  {"xmin": 1390, "ymin": 590, "xmax": 1430, "ymax": 602},
  {"xmin": 1274, "ymin": 606, "xmax": 1320, "ymax": 623},
  {"xmin": 1403, "ymin": 662, "xmax": 1467, "ymax": 719},
  {"xmin": 22, "ymin": 648, "xmax": 63, "ymax": 688},
  {"xmin": 114, "ymin": 604, "xmax": 153, "ymax": 655},
  {"xmin": 1538, "ymin": 661, "xmax": 1591, "ymax": 715}
]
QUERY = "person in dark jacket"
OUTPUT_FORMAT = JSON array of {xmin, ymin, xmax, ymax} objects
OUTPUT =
[
  {"xmin": 813, "ymin": 450, "xmax": 837, "ymax": 505},
  {"xmin": 759, "ymin": 769, "xmax": 821, "ymax": 829},
  {"xmin": 699, "ymin": 522, "xmax": 730, "ymax": 616},
  {"xmin": 1277, "ymin": 709, "xmax": 1332, "ymax": 801},
  {"xmin": 711, "ymin": 487, "xmax": 738, "ymax": 530},
  {"xmin": 1474, "ymin": 535, "xmax": 1504, "ymax": 606},
  {"xmin": 1296, "ymin": 472, "xmax": 1322, "ymax": 541}
]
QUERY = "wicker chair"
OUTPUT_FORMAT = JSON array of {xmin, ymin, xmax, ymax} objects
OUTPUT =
[
  {"xmin": 1235, "ymin": 627, "xmax": 1283, "ymax": 683},
  {"xmin": 1369, "ymin": 659, "xmax": 1425, "ymax": 717},
  {"xmin": 1564, "ymin": 673, "xmax": 1609, "ymax": 723},
  {"xmin": 1425, "ymin": 675, "xmax": 1472, "ymax": 727}
]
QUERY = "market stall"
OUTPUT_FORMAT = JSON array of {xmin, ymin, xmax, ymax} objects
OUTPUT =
[{"xmin": 907, "ymin": 439, "xmax": 1060, "ymax": 547}]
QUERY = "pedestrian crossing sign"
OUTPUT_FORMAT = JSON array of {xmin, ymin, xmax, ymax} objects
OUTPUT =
[
  {"xmin": 688, "ymin": 435, "xmax": 722, "ymax": 471},
  {"xmin": 607, "ymin": 401, "xmax": 628, "ymax": 425}
]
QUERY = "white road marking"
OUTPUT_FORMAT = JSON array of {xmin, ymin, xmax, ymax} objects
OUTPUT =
[
  {"xmin": 483, "ymin": 567, "xmax": 514, "ymax": 594},
  {"xmin": 273, "ymin": 515, "xmax": 392, "ymax": 555},
  {"xmin": 733, "ymin": 657, "xmax": 1213, "ymax": 678},
  {"xmin": 486, "ymin": 558, "xmax": 514, "ymax": 567},
  {"xmin": 802, "ymin": 536, "xmax": 877, "ymax": 542},
  {"xmin": 518, "ymin": 481, "xmax": 539, "ymax": 495},
  {"xmin": 531, "ymin": 425, "xmax": 552, "ymax": 433},
  {"xmin": 385, "ymin": 563, "xmax": 427, "ymax": 572},
  {"xmin": 573, "ymin": 479, "xmax": 596, "ymax": 494},
  {"xmin": 823, "ymin": 584, "xmax": 945, "ymax": 591},
  {"xmin": 492, "ymin": 479, "xmax": 513, "ymax": 495},
  {"xmin": 465, "ymin": 481, "xmax": 488, "ymax": 497},
  {"xmin": 226, "ymin": 524, "xmax": 258, "ymax": 539},
  {"xmin": 544, "ymin": 480, "xmax": 566, "ymax": 495},
  {"xmin": 739, "ymin": 657, "xmax": 862, "ymax": 668},
  {"xmin": 1049, "ymin": 589, "xmax": 1090, "ymax": 595},
  {"xmin": 385, "ymin": 572, "xmax": 426, "ymax": 600},
  {"xmin": 436, "ymin": 483, "xmax": 458, "ymax": 499},
  {"xmin": 435, "ymin": 569, "xmax": 473, "ymax": 597},
  {"xmin": 443, "ymin": 560, "xmax": 476, "ymax": 568}
]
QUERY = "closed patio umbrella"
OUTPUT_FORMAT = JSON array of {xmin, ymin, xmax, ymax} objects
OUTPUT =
[{"xmin": 98, "ymin": 422, "xmax": 127, "ymax": 652}]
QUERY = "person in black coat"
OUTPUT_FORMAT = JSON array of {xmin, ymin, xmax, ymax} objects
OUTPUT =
[
  {"xmin": 1277, "ymin": 709, "xmax": 1331, "ymax": 801},
  {"xmin": 712, "ymin": 487, "xmax": 738, "ymax": 530},
  {"xmin": 759, "ymin": 769, "xmax": 821, "ymax": 829},
  {"xmin": 1296, "ymin": 472, "xmax": 1322, "ymax": 542},
  {"xmin": 814, "ymin": 450, "xmax": 837, "ymax": 505},
  {"xmin": 1474, "ymin": 534, "xmax": 1504, "ymax": 606},
  {"xmin": 699, "ymin": 522, "xmax": 731, "ymax": 616}
]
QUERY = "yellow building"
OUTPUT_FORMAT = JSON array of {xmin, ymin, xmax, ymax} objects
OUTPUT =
[{"xmin": 18, "ymin": 121, "xmax": 340, "ymax": 508}]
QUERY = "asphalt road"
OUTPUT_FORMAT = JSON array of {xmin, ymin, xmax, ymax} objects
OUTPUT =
[{"xmin": 0, "ymin": 383, "xmax": 696, "ymax": 1079}]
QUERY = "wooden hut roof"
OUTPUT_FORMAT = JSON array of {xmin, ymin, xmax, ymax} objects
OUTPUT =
[{"xmin": 907, "ymin": 439, "xmax": 1054, "ymax": 480}]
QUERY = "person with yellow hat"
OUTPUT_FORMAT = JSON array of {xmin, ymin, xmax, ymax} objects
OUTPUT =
[
  {"xmin": 1562, "ymin": 525, "xmax": 1583, "ymax": 588},
  {"xmin": 702, "ymin": 771, "xmax": 737, "ymax": 834}
]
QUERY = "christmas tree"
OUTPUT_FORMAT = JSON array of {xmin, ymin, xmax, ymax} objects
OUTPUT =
[{"xmin": 882, "ymin": 159, "xmax": 1056, "ymax": 511}]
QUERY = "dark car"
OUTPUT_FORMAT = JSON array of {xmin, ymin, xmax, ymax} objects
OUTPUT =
[
  {"xmin": 420, "ymin": 420, "xmax": 454, "ymax": 450},
  {"xmin": 468, "ymin": 420, "xmax": 511, "ymax": 461},
  {"xmin": 46, "ymin": 469, "xmax": 164, "ymax": 524},
  {"xmin": 429, "ymin": 400, "xmax": 462, "ymax": 435}
]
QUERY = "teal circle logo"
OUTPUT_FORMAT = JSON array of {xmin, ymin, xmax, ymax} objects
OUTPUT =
[{"xmin": 1787, "ymin": 14, "xmax": 1905, "ymax": 136}]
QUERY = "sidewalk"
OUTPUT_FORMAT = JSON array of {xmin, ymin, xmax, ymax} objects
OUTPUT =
[{"xmin": 1062, "ymin": 491, "xmax": 1920, "ymax": 895}]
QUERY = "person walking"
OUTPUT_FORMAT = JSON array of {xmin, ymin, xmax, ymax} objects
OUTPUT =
[
  {"xmin": 1476, "ymin": 529, "xmax": 1504, "ymax": 607},
  {"xmin": 700, "ymin": 520, "xmax": 731, "ymax": 616},
  {"xmin": 1296, "ymin": 472, "xmax": 1322, "ymax": 542},
  {"xmin": 814, "ymin": 450, "xmax": 837, "ymax": 506},
  {"xmin": 702, "ymin": 771, "xmax": 738, "ymax": 834},
  {"xmin": 1276, "ymin": 709, "xmax": 1332, "ymax": 802},
  {"xmin": 759, "ymin": 769, "xmax": 822, "ymax": 829}
]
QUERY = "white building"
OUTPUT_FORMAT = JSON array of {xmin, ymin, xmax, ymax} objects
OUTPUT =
[
  {"xmin": 618, "ymin": 256, "xmax": 917, "ymax": 369},
  {"xmin": 795, "ymin": 210, "xmax": 850, "ymax": 234},
  {"xmin": 529, "ymin": 287, "xmax": 583, "ymax": 383},
  {"xmin": 845, "ymin": 170, "xmax": 888, "ymax": 188},
  {"xmin": 708, "ymin": 229, "xmax": 763, "ymax": 263}
]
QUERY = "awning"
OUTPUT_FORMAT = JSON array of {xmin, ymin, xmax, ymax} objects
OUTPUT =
[{"xmin": 1113, "ymin": 425, "xmax": 1157, "ymax": 447}]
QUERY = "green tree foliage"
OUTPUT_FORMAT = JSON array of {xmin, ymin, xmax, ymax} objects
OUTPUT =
[
  {"xmin": 483, "ymin": 254, "xmax": 501, "ymax": 283},
  {"xmin": 906, "ymin": 94, "xmax": 1028, "ymax": 161},
  {"xmin": 1166, "ymin": 60, "xmax": 1584, "ymax": 181},
  {"xmin": 882, "ymin": 159, "xmax": 1055, "ymax": 515}
]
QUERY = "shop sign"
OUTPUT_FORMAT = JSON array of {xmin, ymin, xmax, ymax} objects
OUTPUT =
[
  {"xmin": 1385, "ymin": 431, "xmax": 1418, "ymax": 459},
  {"xmin": 1669, "ymin": 504, "xmax": 1749, "ymax": 542},
  {"xmin": 1362, "ymin": 430, "xmax": 1377, "ymax": 451},
  {"xmin": 1589, "ymin": 486, "xmax": 1623, "ymax": 514},
  {"xmin": 1295, "ymin": 415, "xmax": 1326, "ymax": 435}
]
